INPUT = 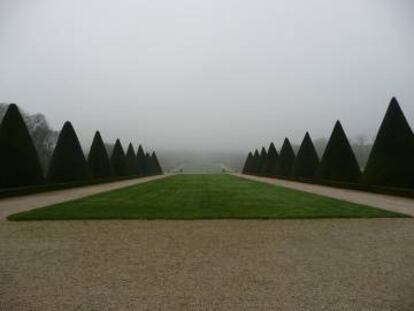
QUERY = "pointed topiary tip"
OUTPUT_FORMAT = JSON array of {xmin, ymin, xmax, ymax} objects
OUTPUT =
[
  {"xmin": 7, "ymin": 103, "xmax": 18, "ymax": 111},
  {"xmin": 389, "ymin": 96, "xmax": 401, "ymax": 110}
]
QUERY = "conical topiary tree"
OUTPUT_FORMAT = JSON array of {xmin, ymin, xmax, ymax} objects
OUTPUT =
[
  {"xmin": 87, "ymin": 131, "xmax": 113, "ymax": 179},
  {"xmin": 257, "ymin": 147, "xmax": 268, "ymax": 176},
  {"xmin": 291, "ymin": 132, "xmax": 319, "ymax": 179},
  {"xmin": 261, "ymin": 143, "xmax": 278, "ymax": 176},
  {"xmin": 136, "ymin": 145, "xmax": 147, "ymax": 176},
  {"xmin": 145, "ymin": 152, "xmax": 154, "ymax": 175},
  {"xmin": 0, "ymin": 104, "xmax": 44, "ymax": 188},
  {"xmin": 110, "ymin": 139, "xmax": 128, "ymax": 177},
  {"xmin": 363, "ymin": 98, "xmax": 414, "ymax": 188},
  {"xmin": 242, "ymin": 152, "xmax": 253, "ymax": 174},
  {"xmin": 251, "ymin": 149, "xmax": 261, "ymax": 175},
  {"xmin": 151, "ymin": 151, "xmax": 163, "ymax": 174},
  {"xmin": 315, "ymin": 121, "xmax": 361, "ymax": 183},
  {"xmin": 275, "ymin": 138, "xmax": 295, "ymax": 176},
  {"xmin": 126, "ymin": 143, "xmax": 139, "ymax": 176},
  {"xmin": 48, "ymin": 121, "xmax": 90, "ymax": 183}
]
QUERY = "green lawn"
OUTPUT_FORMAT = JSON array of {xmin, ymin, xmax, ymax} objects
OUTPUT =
[{"xmin": 8, "ymin": 174, "xmax": 407, "ymax": 220}]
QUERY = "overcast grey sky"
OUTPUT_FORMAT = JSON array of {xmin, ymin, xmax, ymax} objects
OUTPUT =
[{"xmin": 1, "ymin": 0, "xmax": 413, "ymax": 152}]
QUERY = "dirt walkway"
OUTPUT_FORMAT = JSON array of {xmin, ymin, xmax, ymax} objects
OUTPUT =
[
  {"xmin": 235, "ymin": 174, "xmax": 414, "ymax": 217},
  {"xmin": 0, "ymin": 175, "xmax": 170, "ymax": 219},
  {"xmin": 1, "ymin": 219, "xmax": 413, "ymax": 310}
]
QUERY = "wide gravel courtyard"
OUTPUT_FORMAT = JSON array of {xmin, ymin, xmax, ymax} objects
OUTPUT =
[{"xmin": 1, "ymin": 219, "xmax": 413, "ymax": 310}]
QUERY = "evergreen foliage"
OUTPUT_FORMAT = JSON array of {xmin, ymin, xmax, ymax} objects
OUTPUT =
[
  {"xmin": 291, "ymin": 132, "xmax": 319, "ymax": 178},
  {"xmin": 0, "ymin": 104, "xmax": 44, "ymax": 187},
  {"xmin": 110, "ymin": 139, "xmax": 128, "ymax": 176},
  {"xmin": 242, "ymin": 152, "xmax": 253, "ymax": 174},
  {"xmin": 151, "ymin": 152, "xmax": 163, "ymax": 174},
  {"xmin": 315, "ymin": 121, "xmax": 361, "ymax": 182},
  {"xmin": 261, "ymin": 143, "xmax": 278, "ymax": 176},
  {"xmin": 48, "ymin": 122, "xmax": 90, "ymax": 183},
  {"xmin": 251, "ymin": 149, "xmax": 260, "ymax": 174},
  {"xmin": 145, "ymin": 152, "xmax": 154, "ymax": 175},
  {"xmin": 126, "ymin": 143, "xmax": 139, "ymax": 175},
  {"xmin": 136, "ymin": 145, "xmax": 147, "ymax": 176},
  {"xmin": 257, "ymin": 147, "xmax": 268, "ymax": 176},
  {"xmin": 87, "ymin": 131, "xmax": 113, "ymax": 179},
  {"xmin": 275, "ymin": 138, "xmax": 295, "ymax": 176},
  {"xmin": 363, "ymin": 97, "xmax": 414, "ymax": 188}
]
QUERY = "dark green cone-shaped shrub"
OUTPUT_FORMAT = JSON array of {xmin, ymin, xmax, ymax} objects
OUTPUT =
[
  {"xmin": 257, "ymin": 147, "xmax": 268, "ymax": 176},
  {"xmin": 242, "ymin": 152, "xmax": 253, "ymax": 174},
  {"xmin": 262, "ymin": 143, "xmax": 278, "ymax": 176},
  {"xmin": 316, "ymin": 121, "xmax": 361, "ymax": 183},
  {"xmin": 251, "ymin": 149, "xmax": 261, "ymax": 174},
  {"xmin": 48, "ymin": 122, "xmax": 90, "ymax": 183},
  {"xmin": 110, "ymin": 139, "xmax": 128, "ymax": 176},
  {"xmin": 363, "ymin": 98, "xmax": 414, "ymax": 188},
  {"xmin": 126, "ymin": 143, "xmax": 139, "ymax": 176},
  {"xmin": 136, "ymin": 145, "xmax": 147, "ymax": 176},
  {"xmin": 0, "ymin": 104, "xmax": 44, "ymax": 187},
  {"xmin": 145, "ymin": 152, "xmax": 155, "ymax": 175},
  {"xmin": 151, "ymin": 152, "xmax": 163, "ymax": 174},
  {"xmin": 87, "ymin": 131, "xmax": 113, "ymax": 179},
  {"xmin": 291, "ymin": 132, "xmax": 319, "ymax": 178},
  {"xmin": 275, "ymin": 138, "xmax": 295, "ymax": 176}
]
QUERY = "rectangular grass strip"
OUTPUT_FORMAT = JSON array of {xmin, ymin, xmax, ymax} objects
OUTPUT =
[{"xmin": 8, "ymin": 174, "xmax": 408, "ymax": 220}]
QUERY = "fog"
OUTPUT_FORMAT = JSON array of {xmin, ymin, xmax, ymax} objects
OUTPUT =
[{"xmin": 1, "ymin": 0, "xmax": 414, "ymax": 155}]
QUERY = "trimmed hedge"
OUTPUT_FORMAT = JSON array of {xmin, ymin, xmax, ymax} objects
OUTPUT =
[
  {"xmin": 276, "ymin": 138, "xmax": 295, "ymax": 176},
  {"xmin": 242, "ymin": 152, "xmax": 253, "ymax": 174},
  {"xmin": 88, "ymin": 131, "xmax": 113, "ymax": 179},
  {"xmin": 363, "ymin": 97, "xmax": 414, "ymax": 188},
  {"xmin": 151, "ymin": 152, "xmax": 163, "ymax": 174},
  {"xmin": 315, "ymin": 121, "xmax": 361, "ymax": 183},
  {"xmin": 0, "ymin": 104, "xmax": 44, "ymax": 188},
  {"xmin": 48, "ymin": 122, "xmax": 90, "ymax": 183},
  {"xmin": 262, "ymin": 142, "xmax": 278, "ymax": 176},
  {"xmin": 257, "ymin": 147, "xmax": 268, "ymax": 176},
  {"xmin": 126, "ymin": 143, "xmax": 139, "ymax": 175},
  {"xmin": 251, "ymin": 149, "xmax": 260, "ymax": 174},
  {"xmin": 291, "ymin": 132, "xmax": 319, "ymax": 178},
  {"xmin": 110, "ymin": 139, "xmax": 128, "ymax": 176},
  {"xmin": 136, "ymin": 145, "xmax": 147, "ymax": 176}
]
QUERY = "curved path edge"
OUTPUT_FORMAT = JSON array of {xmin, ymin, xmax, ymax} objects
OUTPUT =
[
  {"xmin": 0, "ymin": 174, "xmax": 172, "ymax": 219},
  {"xmin": 233, "ymin": 173, "xmax": 414, "ymax": 217}
]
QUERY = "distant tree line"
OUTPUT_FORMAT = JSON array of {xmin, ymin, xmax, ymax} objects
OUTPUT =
[
  {"xmin": 0, "ymin": 104, "xmax": 163, "ymax": 189},
  {"xmin": 243, "ymin": 97, "xmax": 414, "ymax": 190}
]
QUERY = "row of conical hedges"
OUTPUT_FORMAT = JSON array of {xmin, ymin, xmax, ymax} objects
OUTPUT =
[
  {"xmin": 243, "ymin": 97, "xmax": 414, "ymax": 189},
  {"xmin": 0, "ymin": 104, "xmax": 163, "ymax": 188}
]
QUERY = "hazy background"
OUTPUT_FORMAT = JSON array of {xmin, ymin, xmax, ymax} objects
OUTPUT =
[{"xmin": 1, "ymin": 0, "xmax": 413, "ymax": 171}]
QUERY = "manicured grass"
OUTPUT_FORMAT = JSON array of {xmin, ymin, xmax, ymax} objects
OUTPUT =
[{"xmin": 8, "ymin": 174, "xmax": 408, "ymax": 220}]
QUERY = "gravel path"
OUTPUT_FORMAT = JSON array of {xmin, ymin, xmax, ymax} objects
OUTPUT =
[
  {"xmin": 0, "ymin": 175, "xmax": 170, "ymax": 219},
  {"xmin": 1, "ymin": 219, "xmax": 413, "ymax": 310},
  {"xmin": 235, "ymin": 174, "xmax": 414, "ymax": 217}
]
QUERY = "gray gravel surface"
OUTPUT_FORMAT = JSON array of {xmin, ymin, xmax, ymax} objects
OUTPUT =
[{"xmin": 1, "ymin": 219, "xmax": 414, "ymax": 310}]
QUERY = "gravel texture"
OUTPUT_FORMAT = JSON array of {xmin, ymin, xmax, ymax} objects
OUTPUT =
[
  {"xmin": 1, "ymin": 219, "xmax": 414, "ymax": 310},
  {"xmin": 235, "ymin": 173, "xmax": 414, "ymax": 217}
]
